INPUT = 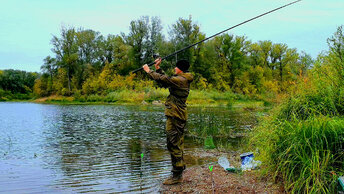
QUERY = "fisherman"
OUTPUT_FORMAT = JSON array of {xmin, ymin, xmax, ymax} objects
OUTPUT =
[{"xmin": 142, "ymin": 58, "xmax": 193, "ymax": 185}]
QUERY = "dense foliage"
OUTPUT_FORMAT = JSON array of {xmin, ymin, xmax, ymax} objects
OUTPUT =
[
  {"xmin": 0, "ymin": 69, "xmax": 38, "ymax": 100},
  {"xmin": 250, "ymin": 26, "xmax": 344, "ymax": 193},
  {"xmin": 33, "ymin": 16, "xmax": 313, "ymax": 100}
]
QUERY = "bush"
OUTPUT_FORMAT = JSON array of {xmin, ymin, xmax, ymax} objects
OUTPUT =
[
  {"xmin": 251, "ymin": 116, "xmax": 344, "ymax": 193},
  {"xmin": 77, "ymin": 95, "xmax": 86, "ymax": 102},
  {"xmin": 144, "ymin": 88, "xmax": 168, "ymax": 102},
  {"xmin": 87, "ymin": 94, "xmax": 103, "ymax": 102},
  {"xmin": 249, "ymin": 48, "xmax": 344, "ymax": 192},
  {"xmin": 204, "ymin": 136, "xmax": 216, "ymax": 149},
  {"xmin": 279, "ymin": 91, "xmax": 338, "ymax": 120},
  {"xmin": 105, "ymin": 90, "xmax": 145, "ymax": 103}
]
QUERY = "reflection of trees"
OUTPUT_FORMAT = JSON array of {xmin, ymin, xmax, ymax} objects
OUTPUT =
[
  {"xmin": 40, "ymin": 105, "xmax": 256, "ymax": 192},
  {"xmin": 188, "ymin": 107, "xmax": 258, "ymax": 134},
  {"xmin": 42, "ymin": 105, "xmax": 170, "ymax": 192}
]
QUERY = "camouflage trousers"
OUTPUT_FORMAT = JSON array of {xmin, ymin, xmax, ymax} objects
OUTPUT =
[{"xmin": 165, "ymin": 116, "xmax": 186, "ymax": 173}]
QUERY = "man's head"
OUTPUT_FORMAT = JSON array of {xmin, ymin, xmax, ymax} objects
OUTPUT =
[{"xmin": 175, "ymin": 59, "xmax": 189, "ymax": 74}]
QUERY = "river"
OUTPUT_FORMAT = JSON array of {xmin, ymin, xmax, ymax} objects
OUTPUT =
[{"xmin": 0, "ymin": 102, "xmax": 258, "ymax": 193}]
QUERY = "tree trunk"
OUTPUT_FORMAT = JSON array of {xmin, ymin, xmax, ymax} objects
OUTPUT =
[
  {"xmin": 67, "ymin": 66, "xmax": 71, "ymax": 93},
  {"xmin": 280, "ymin": 63, "xmax": 283, "ymax": 83},
  {"xmin": 50, "ymin": 73, "xmax": 53, "ymax": 92}
]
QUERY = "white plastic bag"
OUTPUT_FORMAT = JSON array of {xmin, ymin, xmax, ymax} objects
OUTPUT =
[{"xmin": 218, "ymin": 156, "xmax": 230, "ymax": 170}]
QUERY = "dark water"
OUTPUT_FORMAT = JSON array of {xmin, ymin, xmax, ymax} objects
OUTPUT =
[{"xmin": 0, "ymin": 102, "xmax": 258, "ymax": 193}]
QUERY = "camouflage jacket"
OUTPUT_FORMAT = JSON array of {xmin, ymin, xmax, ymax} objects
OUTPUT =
[{"xmin": 148, "ymin": 68, "xmax": 194, "ymax": 121}]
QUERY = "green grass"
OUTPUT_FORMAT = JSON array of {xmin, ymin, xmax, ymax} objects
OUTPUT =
[
  {"xmin": 187, "ymin": 90, "xmax": 236, "ymax": 106},
  {"xmin": 250, "ymin": 116, "xmax": 344, "ymax": 193},
  {"xmin": 35, "ymin": 88, "xmax": 265, "ymax": 108},
  {"xmin": 278, "ymin": 91, "xmax": 339, "ymax": 120},
  {"xmin": 247, "ymin": 61, "xmax": 344, "ymax": 193},
  {"xmin": 186, "ymin": 106, "xmax": 261, "ymax": 151}
]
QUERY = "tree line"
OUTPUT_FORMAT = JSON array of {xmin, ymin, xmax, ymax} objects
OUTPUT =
[
  {"xmin": 4, "ymin": 15, "xmax": 318, "ymax": 99},
  {"xmin": 0, "ymin": 69, "xmax": 38, "ymax": 100}
]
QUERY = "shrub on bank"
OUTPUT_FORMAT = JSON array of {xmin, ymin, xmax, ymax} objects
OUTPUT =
[
  {"xmin": 250, "ymin": 47, "xmax": 344, "ymax": 193},
  {"xmin": 0, "ymin": 89, "xmax": 34, "ymax": 101},
  {"xmin": 251, "ymin": 116, "xmax": 344, "ymax": 193}
]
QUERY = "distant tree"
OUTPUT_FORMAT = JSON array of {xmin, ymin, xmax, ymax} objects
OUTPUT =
[
  {"xmin": 51, "ymin": 26, "xmax": 78, "ymax": 93},
  {"xmin": 270, "ymin": 43, "xmax": 288, "ymax": 83},
  {"xmin": 41, "ymin": 56, "xmax": 57, "ymax": 92},
  {"xmin": 75, "ymin": 29, "xmax": 103, "ymax": 89},
  {"xmin": 299, "ymin": 51, "xmax": 313, "ymax": 76},
  {"xmin": 169, "ymin": 15, "xmax": 202, "ymax": 63},
  {"xmin": 148, "ymin": 16, "xmax": 164, "ymax": 61},
  {"xmin": 122, "ymin": 16, "xmax": 150, "ymax": 70},
  {"xmin": 219, "ymin": 34, "xmax": 250, "ymax": 89},
  {"xmin": 259, "ymin": 40, "xmax": 273, "ymax": 69},
  {"xmin": 327, "ymin": 25, "xmax": 344, "ymax": 62},
  {"xmin": 248, "ymin": 43, "xmax": 264, "ymax": 67},
  {"xmin": 327, "ymin": 25, "xmax": 344, "ymax": 83},
  {"xmin": 0, "ymin": 70, "xmax": 38, "ymax": 93}
]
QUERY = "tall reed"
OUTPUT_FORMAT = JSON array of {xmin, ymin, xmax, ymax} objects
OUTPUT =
[{"xmin": 251, "ymin": 116, "xmax": 344, "ymax": 193}]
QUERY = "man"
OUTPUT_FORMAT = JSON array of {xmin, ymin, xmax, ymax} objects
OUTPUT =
[{"xmin": 142, "ymin": 58, "xmax": 193, "ymax": 185}]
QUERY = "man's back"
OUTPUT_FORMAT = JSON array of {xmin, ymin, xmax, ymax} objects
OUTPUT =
[{"xmin": 164, "ymin": 72, "xmax": 193, "ymax": 121}]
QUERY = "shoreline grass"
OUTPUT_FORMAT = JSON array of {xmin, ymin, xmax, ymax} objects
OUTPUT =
[
  {"xmin": 250, "ymin": 115, "xmax": 344, "ymax": 193},
  {"xmin": 27, "ymin": 89, "xmax": 269, "ymax": 108}
]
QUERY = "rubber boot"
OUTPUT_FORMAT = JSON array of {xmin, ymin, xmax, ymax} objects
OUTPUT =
[{"xmin": 162, "ymin": 171, "xmax": 183, "ymax": 185}]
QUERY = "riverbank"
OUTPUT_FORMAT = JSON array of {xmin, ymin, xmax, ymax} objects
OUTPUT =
[
  {"xmin": 160, "ymin": 165, "xmax": 283, "ymax": 193},
  {"xmin": 32, "ymin": 92, "xmax": 270, "ymax": 109},
  {"xmin": 29, "ymin": 88, "xmax": 276, "ymax": 106},
  {"xmin": 160, "ymin": 148, "xmax": 283, "ymax": 193}
]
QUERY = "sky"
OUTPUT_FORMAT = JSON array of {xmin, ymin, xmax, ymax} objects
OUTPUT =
[{"xmin": 0, "ymin": 0, "xmax": 343, "ymax": 72}]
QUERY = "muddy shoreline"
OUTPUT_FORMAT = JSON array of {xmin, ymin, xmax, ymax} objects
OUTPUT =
[{"xmin": 159, "ymin": 148, "xmax": 284, "ymax": 193}]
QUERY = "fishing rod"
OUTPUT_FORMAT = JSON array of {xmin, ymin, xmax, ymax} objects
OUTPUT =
[{"xmin": 132, "ymin": 0, "xmax": 302, "ymax": 73}]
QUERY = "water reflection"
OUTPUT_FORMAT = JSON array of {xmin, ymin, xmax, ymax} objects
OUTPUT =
[
  {"xmin": 40, "ymin": 105, "xmax": 169, "ymax": 193},
  {"xmin": 0, "ymin": 103, "xmax": 258, "ymax": 193}
]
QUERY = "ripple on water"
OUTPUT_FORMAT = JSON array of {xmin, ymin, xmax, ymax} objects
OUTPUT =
[{"xmin": 0, "ymin": 103, "xmax": 258, "ymax": 193}]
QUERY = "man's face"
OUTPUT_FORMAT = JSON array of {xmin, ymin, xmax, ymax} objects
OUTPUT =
[{"xmin": 175, "ymin": 67, "xmax": 182, "ymax": 74}]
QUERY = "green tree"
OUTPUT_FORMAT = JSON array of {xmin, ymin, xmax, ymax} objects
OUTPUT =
[
  {"xmin": 270, "ymin": 43, "xmax": 288, "ymax": 83},
  {"xmin": 259, "ymin": 40, "xmax": 273, "ymax": 69},
  {"xmin": 248, "ymin": 43, "xmax": 264, "ymax": 67},
  {"xmin": 122, "ymin": 16, "xmax": 150, "ymax": 70},
  {"xmin": 219, "ymin": 34, "xmax": 250, "ymax": 90},
  {"xmin": 41, "ymin": 56, "xmax": 57, "ymax": 93},
  {"xmin": 169, "ymin": 16, "xmax": 204, "ymax": 66},
  {"xmin": 148, "ymin": 16, "xmax": 164, "ymax": 60},
  {"xmin": 75, "ymin": 29, "xmax": 103, "ymax": 89},
  {"xmin": 110, "ymin": 35, "xmax": 134, "ymax": 75},
  {"xmin": 299, "ymin": 51, "xmax": 313, "ymax": 76},
  {"xmin": 327, "ymin": 25, "xmax": 344, "ymax": 84},
  {"xmin": 208, "ymin": 35, "xmax": 231, "ymax": 90},
  {"xmin": 51, "ymin": 26, "xmax": 79, "ymax": 94},
  {"xmin": 0, "ymin": 70, "xmax": 37, "ymax": 93},
  {"xmin": 327, "ymin": 25, "xmax": 344, "ymax": 62}
]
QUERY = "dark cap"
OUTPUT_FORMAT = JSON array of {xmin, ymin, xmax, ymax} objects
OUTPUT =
[{"xmin": 176, "ymin": 59, "xmax": 190, "ymax": 72}]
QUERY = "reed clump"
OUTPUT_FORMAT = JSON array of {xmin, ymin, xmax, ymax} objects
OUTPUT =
[
  {"xmin": 250, "ymin": 47, "xmax": 344, "ymax": 193},
  {"xmin": 251, "ymin": 115, "xmax": 344, "ymax": 193}
]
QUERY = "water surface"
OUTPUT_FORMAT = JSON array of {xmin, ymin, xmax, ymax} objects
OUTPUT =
[{"xmin": 0, "ymin": 102, "xmax": 257, "ymax": 193}]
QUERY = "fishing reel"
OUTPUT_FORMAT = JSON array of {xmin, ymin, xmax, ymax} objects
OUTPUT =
[{"xmin": 153, "ymin": 53, "xmax": 160, "ymax": 59}]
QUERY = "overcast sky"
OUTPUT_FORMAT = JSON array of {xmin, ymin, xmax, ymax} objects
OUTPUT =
[{"xmin": 0, "ymin": 0, "xmax": 343, "ymax": 72}]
